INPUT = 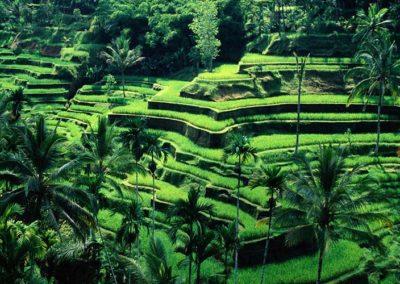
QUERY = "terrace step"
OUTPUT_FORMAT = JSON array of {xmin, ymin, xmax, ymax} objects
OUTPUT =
[
  {"xmin": 148, "ymin": 100, "xmax": 400, "ymax": 120},
  {"xmin": 109, "ymin": 113, "xmax": 400, "ymax": 148},
  {"xmin": 27, "ymin": 82, "xmax": 70, "ymax": 89}
]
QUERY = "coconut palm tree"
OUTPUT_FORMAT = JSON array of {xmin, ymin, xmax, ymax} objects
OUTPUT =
[
  {"xmin": 120, "ymin": 117, "xmax": 148, "ymax": 258},
  {"xmin": 120, "ymin": 117, "xmax": 148, "ymax": 204},
  {"xmin": 346, "ymin": 36, "xmax": 400, "ymax": 155},
  {"xmin": 294, "ymin": 53, "xmax": 308, "ymax": 156},
  {"xmin": 101, "ymin": 30, "xmax": 144, "ymax": 98},
  {"xmin": 0, "ymin": 117, "xmax": 95, "ymax": 237},
  {"xmin": 353, "ymin": 3, "xmax": 392, "ymax": 44},
  {"xmin": 114, "ymin": 199, "xmax": 143, "ymax": 255},
  {"xmin": 0, "ymin": 204, "xmax": 46, "ymax": 283},
  {"xmin": 276, "ymin": 145, "xmax": 390, "ymax": 284},
  {"xmin": 217, "ymin": 222, "xmax": 236, "ymax": 284},
  {"xmin": 2, "ymin": 87, "xmax": 30, "ymax": 122},
  {"xmin": 79, "ymin": 116, "xmax": 131, "ymax": 284},
  {"xmin": 118, "ymin": 237, "xmax": 176, "ymax": 284},
  {"xmin": 168, "ymin": 188, "xmax": 213, "ymax": 284},
  {"xmin": 192, "ymin": 225, "xmax": 219, "ymax": 284},
  {"xmin": 249, "ymin": 165, "xmax": 286, "ymax": 284},
  {"xmin": 144, "ymin": 131, "xmax": 169, "ymax": 235},
  {"xmin": 224, "ymin": 132, "xmax": 257, "ymax": 284}
]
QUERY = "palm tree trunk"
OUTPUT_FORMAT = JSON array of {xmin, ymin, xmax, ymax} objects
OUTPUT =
[
  {"xmin": 189, "ymin": 254, "xmax": 193, "ymax": 284},
  {"xmin": 96, "ymin": 217, "xmax": 117, "ymax": 284},
  {"xmin": 260, "ymin": 196, "xmax": 274, "ymax": 284},
  {"xmin": 234, "ymin": 157, "xmax": 241, "ymax": 284},
  {"xmin": 188, "ymin": 223, "xmax": 193, "ymax": 284},
  {"xmin": 295, "ymin": 80, "xmax": 301, "ymax": 155},
  {"xmin": 135, "ymin": 159, "xmax": 140, "ymax": 258},
  {"xmin": 224, "ymin": 251, "xmax": 228, "ymax": 284},
  {"xmin": 374, "ymin": 91, "xmax": 383, "ymax": 156},
  {"xmin": 196, "ymin": 260, "xmax": 201, "ymax": 284},
  {"xmin": 316, "ymin": 249, "xmax": 324, "ymax": 284},
  {"xmin": 122, "ymin": 70, "xmax": 126, "ymax": 98},
  {"xmin": 152, "ymin": 171, "xmax": 156, "ymax": 235}
]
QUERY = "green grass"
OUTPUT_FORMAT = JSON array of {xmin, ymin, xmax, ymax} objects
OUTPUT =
[
  {"xmin": 58, "ymin": 111, "xmax": 98, "ymax": 125},
  {"xmin": 164, "ymin": 159, "xmax": 237, "ymax": 189},
  {"xmin": 69, "ymin": 104, "xmax": 109, "ymax": 114},
  {"xmin": 112, "ymin": 101, "xmax": 397, "ymax": 132},
  {"xmin": 153, "ymin": 91, "xmax": 400, "ymax": 111},
  {"xmin": 197, "ymin": 64, "xmax": 249, "ymax": 80},
  {"xmin": 24, "ymin": 88, "xmax": 68, "ymax": 95},
  {"xmin": 233, "ymin": 240, "xmax": 364, "ymax": 284},
  {"xmin": 74, "ymin": 94, "xmax": 109, "ymax": 103},
  {"xmin": 0, "ymin": 53, "xmax": 77, "ymax": 66},
  {"xmin": 157, "ymin": 131, "xmax": 400, "ymax": 165},
  {"xmin": 0, "ymin": 63, "xmax": 54, "ymax": 74},
  {"xmin": 240, "ymin": 53, "xmax": 355, "ymax": 65}
]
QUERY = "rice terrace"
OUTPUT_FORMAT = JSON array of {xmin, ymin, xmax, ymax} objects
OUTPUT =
[{"xmin": 0, "ymin": 0, "xmax": 400, "ymax": 283}]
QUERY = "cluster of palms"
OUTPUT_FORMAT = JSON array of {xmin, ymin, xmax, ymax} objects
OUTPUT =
[{"xmin": 0, "ymin": 90, "xmax": 390, "ymax": 284}]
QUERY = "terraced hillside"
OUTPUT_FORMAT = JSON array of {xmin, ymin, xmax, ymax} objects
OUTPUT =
[
  {"xmin": 0, "ymin": 47, "xmax": 83, "ymax": 139},
  {"xmin": 53, "ymin": 52, "xmax": 400, "ymax": 282}
]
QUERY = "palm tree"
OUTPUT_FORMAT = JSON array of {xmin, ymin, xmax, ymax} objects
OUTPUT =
[
  {"xmin": 168, "ymin": 188, "xmax": 213, "ymax": 284},
  {"xmin": 346, "ymin": 36, "xmax": 400, "ymax": 155},
  {"xmin": 114, "ymin": 199, "xmax": 143, "ymax": 255},
  {"xmin": 101, "ymin": 30, "xmax": 144, "ymax": 98},
  {"xmin": 276, "ymin": 145, "xmax": 390, "ymax": 284},
  {"xmin": 217, "ymin": 222, "xmax": 236, "ymax": 284},
  {"xmin": 118, "ymin": 237, "xmax": 176, "ymax": 284},
  {"xmin": 79, "ymin": 116, "xmax": 130, "ymax": 284},
  {"xmin": 3, "ymin": 87, "xmax": 29, "ymax": 122},
  {"xmin": 353, "ymin": 3, "xmax": 392, "ymax": 43},
  {"xmin": 144, "ymin": 131, "xmax": 169, "ymax": 235},
  {"xmin": 192, "ymin": 225, "xmax": 219, "ymax": 284},
  {"xmin": 120, "ymin": 117, "xmax": 147, "ymax": 205},
  {"xmin": 144, "ymin": 237, "xmax": 177, "ymax": 284},
  {"xmin": 0, "ymin": 204, "xmax": 46, "ymax": 283},
  {"xmin": 249, "ymin": 165, "xmax": 285, "ymax": 284},
  {"xmin": 0, "ymin": 117, "xmax": 95, "ymax": 237},
  {"xmin": 45, "ymin": 238, "xmax": 102, "ymax": 283},
  {"xmin": 224, "ymin": 132, "xmax": 257, "ymax": 284},
  {"xmin": 120, "ymin": 117, "xmax": 148, "ymax": 258},
  {"xmin": 294, "ymin": 52, "xmax": 308, "ymax": 156}
]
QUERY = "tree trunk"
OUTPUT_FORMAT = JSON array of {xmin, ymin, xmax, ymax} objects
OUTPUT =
[
  {"xmin": 295, "ymin": 79, "xmax": 301, "ymax": 155},
  {"xmin": 135, "ymin": 159, "xmax": 140, "ymax": 258},
  {"xmin": 122, "ymin": 70, "xmax": 126, "ymax": 98},
  {"xmin": 259, "ymin": 194, "xmax": 274, "ymax": 284},
  {"xmin": 224, "ymin": 251, "xmax": 228, "ymax": 284},
  {"xmin": 374, "ymin": 91, "xmax": 383, "ymax": 156},
  {"xmin": 188, "ymin": 255, "xmax": 193, "ymax": 284},
  {"xmin": 152, "ymin": 170, "xmax": 156, "ymax": 235},
  {"xmin": 96, "ymin": 217, "xmax": 117, "ymax": 284},
  {"xmin": 234, "ymin": 157, "xmax": 241, "ymax": 284},
  {"xmin": 196, "ymin": 260, "xmax": 201, "ymax": 284},
  {"xmin": 316, "ymin": 249, "xmax": 324, "ymax": 284}
]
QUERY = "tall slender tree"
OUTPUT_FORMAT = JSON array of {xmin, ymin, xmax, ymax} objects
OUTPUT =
[
  {"xmin": 120, "ymin": 118, "xmax": 147, "ymax": 257},
  {"xmin": 2, "ymin": 87, "xmax": 29, "ymax": 122},
  {"xmin": 353, "ymin": 3, "xmax": 393, "ymax": 43},
  {"xmin": 144, "ymin": 131, "xmax": 169, "ymax": 235},
  {"xmin": 294, "ymin": 52, "xmax": 308, "ymax": 156},
  {"xmin": 168, "ymin": 188, "xmax": 213, "ymax": 284},
  {"xmin": 217, "ymin": 222, "xmax": 236, "ymax": 284},
  {"xmin": 346, "ymin": 37, "xmax": 400, "ymax": 155},
  {"xmin": 101, "ymin": 30, "xmax": 144, "ymax": 98},
  {"xmin": 276, "ymin": 145, "xmax": 390, "ymax": 284},
  {"xmin": 224, "ymin": 133, "xmax": 257, "ymax": 284},
  {"xmin": 249, "ymin": 165, "xmax": 285, "ymax": 284},
  {"xmin": 189, "ymin": 0, "xmax": 221, "ymax": 71},
  {"xmin": 79, "ymin": 116, "xmax": 130, "ymax": 284}
]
